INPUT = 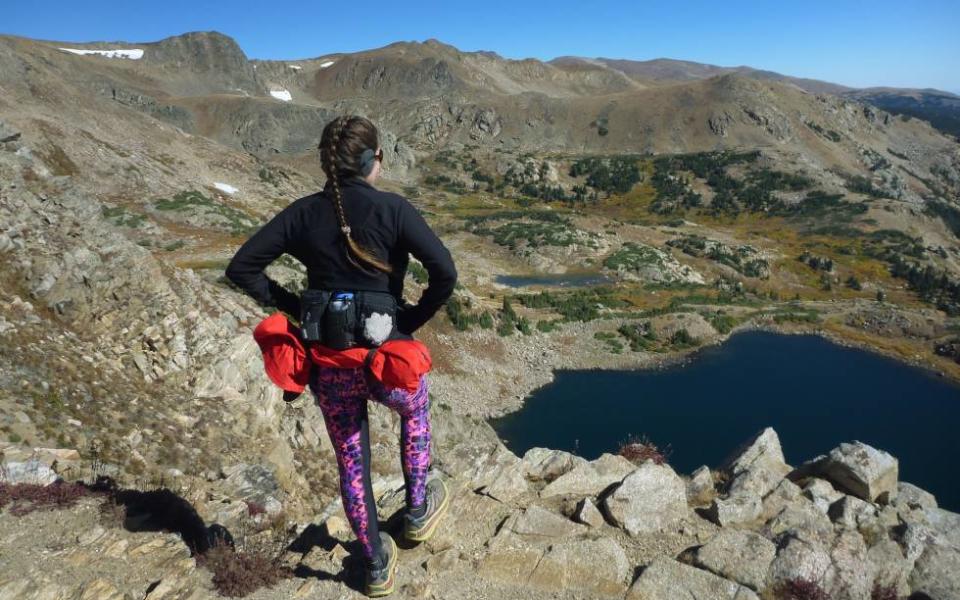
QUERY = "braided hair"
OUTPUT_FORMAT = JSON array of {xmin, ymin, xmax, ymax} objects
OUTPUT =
[{"xmin": 319, "ymin": 115, "xmax": 392, "ymax": 274}]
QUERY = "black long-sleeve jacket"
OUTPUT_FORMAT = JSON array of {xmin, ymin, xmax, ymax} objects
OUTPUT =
[{"xmin": 225, "ymin": 176, "xmax": 457, "ymax": 335}]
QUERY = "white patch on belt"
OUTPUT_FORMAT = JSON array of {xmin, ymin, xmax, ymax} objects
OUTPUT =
[{"xmin": 364, "ymin": 312, "xmax": 393, "ymax": 345}]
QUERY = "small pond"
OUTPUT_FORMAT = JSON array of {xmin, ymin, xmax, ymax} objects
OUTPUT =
[
  {"xmin": 495, "ymin": 272, "xmax": 612, "ymax": 288},
  {"xmin": 491, "ymin": 331, "xmax": 960, "ymax": 511}
]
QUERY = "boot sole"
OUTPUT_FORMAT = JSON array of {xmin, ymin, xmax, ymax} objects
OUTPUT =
[
  {"xmin": 404, "ymin": 480, "xmax": 450, "ymax": 542},
  {"xmin": 365, "ymin": 535, "xmax": 398, "ymax": 598}
]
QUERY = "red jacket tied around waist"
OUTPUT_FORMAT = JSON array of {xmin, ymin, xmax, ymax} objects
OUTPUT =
[{"xmin": 252, "ymin": 312, "xmax": 432, "ymax": 394}]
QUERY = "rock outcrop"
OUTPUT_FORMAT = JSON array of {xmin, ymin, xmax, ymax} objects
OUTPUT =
[
  {"xmin": 799, "ymin": 441, "xmax": 899, "ymax": 503},
  {"xmin": 626, "ymin": 557, "xmax": 760, "ymax": 600},
  {"xmin": 3, "ymin": 421, "xmax": 959, "ymax": 600},
  {"xmin": 602, "ymin": 462, "xmax": 688, "ymax": 535}
]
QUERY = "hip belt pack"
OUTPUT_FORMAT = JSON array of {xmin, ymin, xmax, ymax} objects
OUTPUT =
[{"xmin": 299, "ymin": 289, "xmax": 402, "ymax": 350}]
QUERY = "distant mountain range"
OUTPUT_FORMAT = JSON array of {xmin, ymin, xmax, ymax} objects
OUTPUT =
[
  {"xmin": 550, "ymin": 56, "xmax": 960, "ymax": 137},
  {"xmin": 1, "ymin": 28, "xmax": 958, "ymax": 214}
]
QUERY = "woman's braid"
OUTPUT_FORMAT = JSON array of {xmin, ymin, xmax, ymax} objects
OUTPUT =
[{"xmin": 318, "ymin": 115, "xmax": 392, "ymax": 274}]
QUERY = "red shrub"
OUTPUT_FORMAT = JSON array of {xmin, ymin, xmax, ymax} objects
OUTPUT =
[
  {"xmin": 197, "ymin": 544, "xmax": 292, "ymax": 597},
  {"xmin": 618, "ymin": 434, "xmax": 671, "ymax": 466},
  {"xmin": 244, "ymin": 500, "xmax": 266, "ymax": 518},
  {"xmin": 0, "ymin": 481, "xmax": 98, "ymax": 516},
  {"xmin": 775, "ymin": 579, "xmax": 832, "ymax": 600}
]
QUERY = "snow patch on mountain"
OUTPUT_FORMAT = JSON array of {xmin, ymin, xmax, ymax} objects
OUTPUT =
[{"xmin": 59, "ymin": 48, "xmax": 144, "ymax": 60}]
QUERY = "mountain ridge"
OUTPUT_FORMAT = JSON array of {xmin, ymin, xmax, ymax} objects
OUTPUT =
[
  {"xmin": 16, "ymin": 30, "xmax": 957, "ymax": 141},
  {"xmin": 20, "ymin": 30, "xmax": 954, "ymax": 98},
  {"xmin": 22, "ymin": 29, "xmax": 957, "ymax": 96}
]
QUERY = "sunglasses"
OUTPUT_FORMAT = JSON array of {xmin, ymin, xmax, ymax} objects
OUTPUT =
[{"xmin": 375, "ymin": 148, "xmax": 384, "ymax": 163}]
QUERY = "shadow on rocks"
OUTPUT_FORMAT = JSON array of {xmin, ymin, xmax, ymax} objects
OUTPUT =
[
  {"xmin": 90, "ymin": 476, "xmax": 233, "ymax": 556},
  {"xmin": 286, "ymin": 504, "xmax": 412, "ymax": 592}
]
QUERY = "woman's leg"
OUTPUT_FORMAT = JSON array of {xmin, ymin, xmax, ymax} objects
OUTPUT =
[
  {"xmin": 368, "ymin": 374, "xmax": 431, "ymax": 510},
  {"xmin": 309, "ymin": 366, "xmax": 383, "ymax": 565}
]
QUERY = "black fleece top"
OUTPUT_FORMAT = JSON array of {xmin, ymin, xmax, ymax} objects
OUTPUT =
[{"xmin": 225, "ymin": 177, "xmax": 457, "ymax": 334}]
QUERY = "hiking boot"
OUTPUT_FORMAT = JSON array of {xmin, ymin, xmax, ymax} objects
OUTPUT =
[
  {"xmin": 365, "ymin": 532, "xmax": 398, "ymax": 598},
  {"xmin": 403, "ymin": 478, "xmax": 449, "ymax": 542}
]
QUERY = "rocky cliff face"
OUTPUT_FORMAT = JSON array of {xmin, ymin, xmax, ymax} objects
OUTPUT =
[{"xmin": 142, "ymin": 31, "xmax": 262, "ymax": 96}]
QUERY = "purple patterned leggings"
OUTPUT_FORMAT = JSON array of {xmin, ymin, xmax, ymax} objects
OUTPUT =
[{"xmin": 308, "ymin": 365, "xmax": 431, "ymax": 563}]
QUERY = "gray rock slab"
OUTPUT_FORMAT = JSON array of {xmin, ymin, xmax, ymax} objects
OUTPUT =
[
  {"xmin": 626, "ymin": 556, "xmax": 759, "ymax": 600},
  {"xmin": 693, "ymin": 529, "xmax": 776, "ymax": 591},
  {"xmin": 602, "ymin": 462, "xmax": 688, "ymax": 535}
]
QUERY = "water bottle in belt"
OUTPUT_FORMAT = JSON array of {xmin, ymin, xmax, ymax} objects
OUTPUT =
[
  {"xmin": 330, "ymin": 292, "xmax": 354, "ymax": 311},
  {"xmin": 323, "ymin": 291, "xmax": 356, "ymax": 349}
]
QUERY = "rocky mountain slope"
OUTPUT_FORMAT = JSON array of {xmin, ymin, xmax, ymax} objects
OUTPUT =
[
  {"xmin": 843, "ymin": 88, "xmax": 960, "ymax": 138},
  {"xmin": 1, "ymin": 30, "xmax": 960, "ymax": 599},
  {"xmin": 550, "ymin": 56, "xmax": 854, "ymax": 95}
]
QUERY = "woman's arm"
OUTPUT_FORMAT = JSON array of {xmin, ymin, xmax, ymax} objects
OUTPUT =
[
  {"xmin": 396, "ymin": 200, "xmax": 457, "ymax": 334},
  {"xmin": 225, "ymin": 207, "xmax": 301, "ymax": 317}
]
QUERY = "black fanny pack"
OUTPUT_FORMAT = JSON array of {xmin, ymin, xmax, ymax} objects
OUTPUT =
[{"xmin": 299, "ymin": 289, "xmax": 404, "ymax": 350}]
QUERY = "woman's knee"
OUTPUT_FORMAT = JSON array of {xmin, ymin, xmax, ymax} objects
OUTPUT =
[{"xmin": 371, "ymin": 375, "xmax": 430, "ymax": 416}]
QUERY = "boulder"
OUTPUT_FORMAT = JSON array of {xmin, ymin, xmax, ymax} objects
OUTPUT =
[
  {"xmin": 508, "ymin": 505, "xmax": 586, "ymax": 540},
  {"xmin": 0, "ymin": 459, "xmax": 59, "ymax": 485},
  {"xmin": 693, "ymin": 529, "xmax": 776, "ymax": 591},
  {"xmin": 626, "ymin": 556, "xmax": 760, "ymax": 600},
  {"xmin": 483, "ymin": 463, "xmax": 529, "ymax": 502},
  {"xmin": 724, "ymin": 428, "xmax": 791, "ymax": 498},
  {"xmin": 0, "ymin": 120, "xmax": 20, "ymax": 144},
  {"xmin": 828, "ymin": 495, "xmax": 878, "ymax": 530},
  {"xmin": 924, "ymin": 507, "xmax": 960, "ymax": 549},
  {"xmin": 602, "ymin": 462, "xmax": 688, "ymax": 535},
  {"xmin": 0, "ymin": 447, "xmax": 81, "ymax": 480},
  {"xmin": 876, "ymin": 503, "xmax": 902, "ymax": 529},
  {"xmin": 764, "ymin": 501, "xmax": 834, "ymax": 540},
  {"xmin": 866, "ymin": 539, "xmax": 912, "ymax": 598},
  {"xmin": 896, "ymin": 520, "xmax": 935, "ymax": 563},
  {"xmin": 466, "ymin": 444, "xmax": 521, "ymax": 491},
  {"xmin": 530, "ymin": 538, "xmax": 631, "ymax": 597},
  {"xmin": 573, "ymin": 498, "xmax": 605, "ymax": 528},
  {"xmin": 909, "ymin": 543, "xmax": 960, "ymax": 600},
  {"xmin": 767, "ymin": 533, "xmax": 836, "ymax": 590},
  {"xmin": 829, "ymin": 530, "xmax": 873, "ymax": 600},
  {"xmin": 687, "ymin": 465, "xmax": 715, "ymax": 506},
  {"xmin": 220, "ymin": 463, "xmax": 282, "ymax": 515},
  {"xmin": 705, "ymin": 493, "xmax": 763, "ymax": 526},
  {"xmin": 521, "ymin": 448, "xmax": 586, "ymax": 483},
  {"xmin": 478, "ymin": 546, "xmax": 543, "ymax": 587},
  {"xmin": 808, "ymin": 441, "xmax": 898, "ymax": 503},
  {"xmin": 540, "ymin": 453, "xmax": 635, "ymax": 498},
  {"xmin": 761, "ymin": 478, "xmax": 804, "ymax": 519},
  {"xmin": 895, "ymin": 482, "xmax": 937, "ymax": 511},
  {"xmin": 802, "ymin": 478, "xmax": 844, "ymax": 514}
]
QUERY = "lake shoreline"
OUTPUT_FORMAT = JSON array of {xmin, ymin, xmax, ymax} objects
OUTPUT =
[{"xmin": 490, "ymin": 330, "xmax": 960, "ymax": 511}]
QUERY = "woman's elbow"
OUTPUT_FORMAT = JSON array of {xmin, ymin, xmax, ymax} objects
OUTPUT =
[
  {"xmin": 224, "ymin": 258, "xmax": 244, "ymax": 286},
  {"xmin": 440, "ymin": 263, "xmax": 458, "ymax": 298}
]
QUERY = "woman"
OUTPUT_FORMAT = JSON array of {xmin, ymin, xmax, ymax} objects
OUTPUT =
[{"xmin": 226, "ymin": 115, "xmax": 457, "ymax": 597}]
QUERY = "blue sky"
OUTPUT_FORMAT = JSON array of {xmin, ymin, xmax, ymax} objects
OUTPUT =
[{"xmin": 5, "ymin": 1, "xmax": 959, "ymax": 92}]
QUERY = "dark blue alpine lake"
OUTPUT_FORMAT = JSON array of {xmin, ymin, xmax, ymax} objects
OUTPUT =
[
  {"xmin": 490, "ymin": 331, "xmax": 960, "ymax": 511},
  {"xmin": 495, "ymin": 272, "xmax": 612, "ymax": 288}
]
